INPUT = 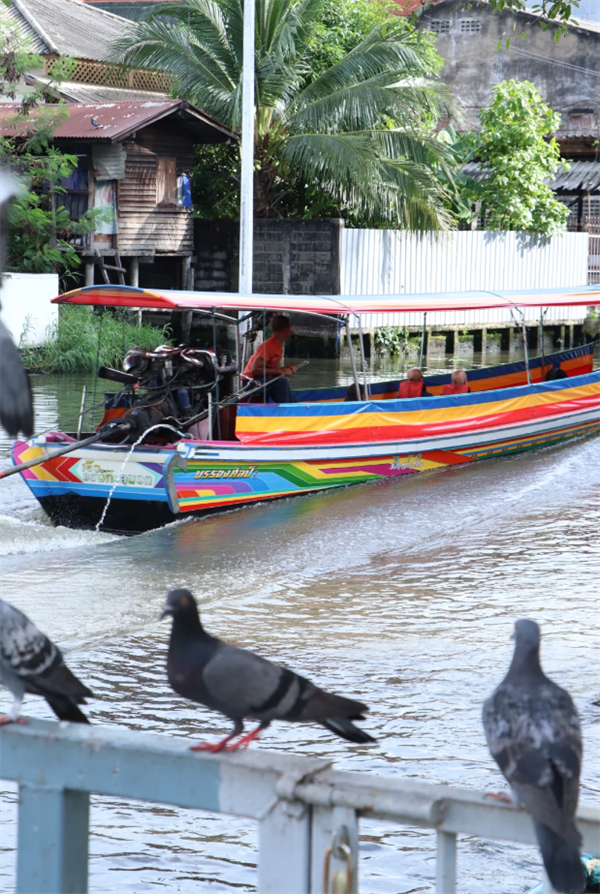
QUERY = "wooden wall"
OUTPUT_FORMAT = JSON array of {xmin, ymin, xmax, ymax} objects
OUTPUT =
[{"xmin": 115, "ymin": 121, "xmax": 195, "ymax": 255}]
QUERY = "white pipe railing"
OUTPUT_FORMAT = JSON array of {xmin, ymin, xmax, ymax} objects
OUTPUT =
[{"xmin": 1, "ymin": 719, "xmax": 598, "ymax": 894}]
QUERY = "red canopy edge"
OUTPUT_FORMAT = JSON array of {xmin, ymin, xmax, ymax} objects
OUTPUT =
[{"xmin": 53, "ymin": 284, "xmax": 600, "ymax": 314}]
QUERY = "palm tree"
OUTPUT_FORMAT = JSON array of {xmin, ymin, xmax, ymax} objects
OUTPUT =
[{"xmin": 110, "ymin": 0, "xmax": 457, "ymax": 228}]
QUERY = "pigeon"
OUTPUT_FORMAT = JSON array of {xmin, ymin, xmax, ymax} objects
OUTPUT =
[
  {"xmin": 482, "ymin": 619, "xmax": 585, "ymax": 894},
  {"xmin": 0, "ymin": 318, "xmax": 33, "ymax": 437},
  {"xmin": 90, "ymin": 116, "xmax": 102, "ymax": 128},
  {"xmin": 0, "ymin": 599, "xmax": 93, "ymax": 725},
  {"xmin": 0, "ymin": 168, "xmax": 34, "ymax": 439},
  {"xmin": 160, "ymin": 589, "xmax": 376, "ymax": 752}
]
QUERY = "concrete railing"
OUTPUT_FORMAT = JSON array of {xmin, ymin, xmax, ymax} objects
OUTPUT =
[{"xmin": 2, "ymin": 719, "xmax": 599, "ymax": 894}]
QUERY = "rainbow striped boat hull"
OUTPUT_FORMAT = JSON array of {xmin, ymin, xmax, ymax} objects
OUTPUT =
[{"xmin": 12, "ymin": 345, "xmax": 600, "ymax": 534}]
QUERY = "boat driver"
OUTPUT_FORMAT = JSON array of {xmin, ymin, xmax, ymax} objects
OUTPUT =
[
  {"xmin": 398, "ymin": 368, "xmax": 433, "ymax": 399},
  {"xmin": 244, "ymin": 314, "xmax": 299, "ymax": 403}
]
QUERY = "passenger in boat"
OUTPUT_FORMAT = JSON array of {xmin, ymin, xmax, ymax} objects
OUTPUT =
[
  {"xmin": 442, "ymin": 369, "xmax": 470, "ymax": 395},
  {"xmin": 545, "ymin": 364, "xmax": 568, "ymax": 381},
  {"xmin": 398, "ymin": 368, "xmax": 433, "ymax": 399},
  {"xmin": 344, "ymin": 383, "xmax": 365, "ymax": 401},
  {"xmin": 243, "ymin": 314, "xmax": 299, "ymax": 402}
]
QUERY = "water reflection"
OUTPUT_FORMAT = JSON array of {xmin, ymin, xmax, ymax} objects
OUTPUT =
[{"xmin": 0, "ymin": 356, "xmax": 599, "ymax": 893}]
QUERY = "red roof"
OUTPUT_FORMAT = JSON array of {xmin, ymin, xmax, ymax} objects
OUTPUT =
[{"xmin": 0, "ymin": 100, "xmax": 235, "ymax": 142}]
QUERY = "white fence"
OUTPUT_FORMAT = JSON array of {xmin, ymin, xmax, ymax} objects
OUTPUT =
[
  {"xmin": 0, "ymin": 272, "xmax": 59, "ymax": 346},
  {"xmin": 340, "ymin": 230, "xmax": 591, "ymax": 329}
]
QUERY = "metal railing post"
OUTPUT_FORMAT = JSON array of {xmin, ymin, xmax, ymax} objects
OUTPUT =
[
  {"xmin": 435, "ymin": 830, "xmax": 456, "ymax": 894},
  {"xmin": 258, "ymin": 800, "xmax": 311, "ymax": 894},
  {"xmin": 17, "ymin": 784, "xmax": 89, "ymax": 894},
  {"xmin": 311, "ymin": 806, "xmax": 358, "ymax": 894}
]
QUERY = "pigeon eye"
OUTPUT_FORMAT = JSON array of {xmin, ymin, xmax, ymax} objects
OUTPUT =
[{"xmin": 181, "ymin": 596, "xmax": 189, "ymax": 606}]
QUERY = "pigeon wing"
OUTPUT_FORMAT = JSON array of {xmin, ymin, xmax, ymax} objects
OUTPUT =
[
  {"xmin": 0, "ymin": 600, "xmax": 92, "ymax": 702},
  {"xmin": 0, "ymin": 599, "xmax": 56, "ymax": 680},
  {"xmin": 202, "ymin": 645, "xmax": 312, "ymax": 721}
]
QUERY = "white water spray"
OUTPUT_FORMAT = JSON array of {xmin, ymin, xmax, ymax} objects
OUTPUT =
[{"xmin": 95, "ymin": 424, "xmax": 184, "ymax": 532}]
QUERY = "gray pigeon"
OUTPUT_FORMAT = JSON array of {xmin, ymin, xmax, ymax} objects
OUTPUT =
[
  {"xmin": 0, "ymin": 599, "xmax": 93, "ymax": 724},
  {"xmin": 161, "ymin": 589, "xmax": 376, "ymax": 751},
  {"xmin": 482, "ymin": 619, "xmax": 585, "ymax": 894},
  {"xmin": 0, "ymin": 317, "xmax": 33, "ymax": 438}
]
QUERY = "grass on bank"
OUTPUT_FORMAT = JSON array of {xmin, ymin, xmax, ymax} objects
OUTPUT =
[{"xmin": 20, "ymin": 305, "xmax": 172, "ymax": 373}]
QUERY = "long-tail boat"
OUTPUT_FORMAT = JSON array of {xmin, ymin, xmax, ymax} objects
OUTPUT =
[{"xmin": 10, "ymin": 284, "xmax": 600, "ymax": 534}]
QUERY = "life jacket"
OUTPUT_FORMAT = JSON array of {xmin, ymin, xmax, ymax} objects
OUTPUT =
[
  {"xmin": 399, "ymin": 380, "xmax": 424, "ymax": 399},
  {"xmin": 442, "ymin": 383, "xmax": 469, "ymax": 395}
]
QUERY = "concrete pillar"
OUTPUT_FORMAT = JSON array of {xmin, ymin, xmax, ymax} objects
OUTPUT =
[
  {"xmin": 559, "ymin": 325, "xmax": 565, "ymax": 348},
  {"xmin": 569, "ymin": 324, "xmax": 574, "ymax": 348},
  {"xmin": 84, "ymin": 262, "xmax": 94, "ymax": 287},
  {"xmin": 129, "ymin": 257, "xmax": 139, "ymax": 288},
  {"xmin": 481, "ymin": 328, "xmax": 487, "ymax": 356},
  {"xmin": 509, "ymin": 327, "xmax": 518, "ymax": 354}
]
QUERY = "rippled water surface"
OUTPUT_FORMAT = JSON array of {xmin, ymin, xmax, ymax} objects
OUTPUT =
[{"xmin": 1, "ymin": 355, "xmax": 599, "ymax": 893}]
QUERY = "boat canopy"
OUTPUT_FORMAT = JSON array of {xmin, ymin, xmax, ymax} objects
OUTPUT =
[{"xmin": 53, "ymin": 284, "xmax": 600, "ymax": 315}]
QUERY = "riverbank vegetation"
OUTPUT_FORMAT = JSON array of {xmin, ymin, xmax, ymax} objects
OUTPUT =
[{"xmin": 20, "ymin": 306, "xmax": 171, "ymax": 373}]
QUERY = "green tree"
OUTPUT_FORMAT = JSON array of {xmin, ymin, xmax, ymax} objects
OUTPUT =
[
  {"xmin": 110, "ymin": 0, "xmax": 457, "ymax": 229},
  {"xmin": 469, "ymin": 80, "xmax": 568, "ymax": 234},
  {"xmin": 0, "ymin": 13, "xmax": 104, "ymax": 277}
]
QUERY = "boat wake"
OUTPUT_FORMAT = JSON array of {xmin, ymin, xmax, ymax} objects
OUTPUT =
[{"xmin": 0, "ymin": 513, "xmax": 119, "ymax": 556}]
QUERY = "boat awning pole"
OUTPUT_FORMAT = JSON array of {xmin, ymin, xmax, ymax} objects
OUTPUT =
[
  {"xmin": 419, "ymin": 312, "xmax": 427, "ymax": 368},
  {"xmin": 356, "ymin": 314, "xmax": 371, "ymax": 399},
  {"xmin": 512, "ymin": 308, "xmax": 531, "ymax": 384},
  {"xmin": 345, "ymin": 317, "xmax": 362, "ymax": 399},
  {"xmin": 540, "ymin": 307, "xmax": 547, "ymax": 381},
  {"xmin": 239, "ymin": 0, "xmax": 255, "ymax": 297}
]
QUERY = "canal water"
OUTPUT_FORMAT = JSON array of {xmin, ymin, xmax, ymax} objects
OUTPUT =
[{"xmin": 1, "ymin": 353, "xmax": 599, "ymax": 893}]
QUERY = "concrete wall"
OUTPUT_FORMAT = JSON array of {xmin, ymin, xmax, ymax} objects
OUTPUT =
[
  {"xmin": 0, "ymin": 272, "xmax": 59, "ymax": 346},
  {"xmin": 424, "ymin": 0, "xmax": 600, "ymax": 134},
  {"xmin": 194, "ymin": 219, "xmax": 343, "ymax": 295}
]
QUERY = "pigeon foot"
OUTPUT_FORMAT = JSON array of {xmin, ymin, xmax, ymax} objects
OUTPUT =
[
  {"xmin": 0, "ymin": 715, "xmax": 27, "ymax": 726},
  {"xmin": 225, "ymin": 725, "xmax": 262, "ymax": 751},
  {"xmin": 190, "ymin": 734, "xmax": 236, "ymax": 754},
  {"xmin": 485, "ymin": 791, "xmax": 513, "ymax": 804}
]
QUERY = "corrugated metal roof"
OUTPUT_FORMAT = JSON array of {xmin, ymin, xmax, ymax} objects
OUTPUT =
[
  {"xmin": 462, "ymin": 161, "xmax": 600, "ymax": 192},
  {"xmin": 0, "ymin": 100, "xmax": 236, "ymax": 142},
  {"xmin": 1, "ymin": 5, "xmax": 48, "ymax": 54},
  {"xmin": 9, "ymin": 0, "xmax": 127, "ymax": 61}
]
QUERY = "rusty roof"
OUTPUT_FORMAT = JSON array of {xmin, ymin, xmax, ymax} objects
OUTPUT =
[{"xmin": 0, "ymin": 100, "xmax": 236, "ymax": 143}]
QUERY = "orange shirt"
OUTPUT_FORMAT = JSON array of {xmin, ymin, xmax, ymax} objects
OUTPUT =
[{"xmin": 244, "ymin": 335, "xmax": 283, "ymax": 377}]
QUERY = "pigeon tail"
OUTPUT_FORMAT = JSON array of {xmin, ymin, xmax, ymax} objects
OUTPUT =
[
  {"xmin": 45, "ymin": 695, "xmax": 91, "ymax": 724},
  {"xmin": 534, "ymin": 819, "xmax": 586, "ymax": 894},
  {"xmin": 321, "ymin": 717, "xmax": 376, "ymax": 744}
]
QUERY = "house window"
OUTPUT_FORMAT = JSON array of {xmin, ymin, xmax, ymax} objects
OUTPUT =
[
  {"xmin": 460, "ymin": 19, "xmax": 481, "ymax": 33},
  {"xmin": 429, "ymin": 20, "xmax": 450, "ymax": 33},
  {"xmin": 156, "ymin": 157, "xmax": 177, "ymax": 205}
]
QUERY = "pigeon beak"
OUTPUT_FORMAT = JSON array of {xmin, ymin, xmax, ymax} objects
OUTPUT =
[
  {"xmin": 160, "ymin": 606, "xmax": 173, "ymax": 620},
  {"xmin": 510, "ymin": 629, "xmax": 516, "ymax": 641}
]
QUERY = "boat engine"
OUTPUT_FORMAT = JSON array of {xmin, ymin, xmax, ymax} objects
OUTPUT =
[{"xmin": 99, "ymin": 344, "xmax": 238, "ymax": 443}]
